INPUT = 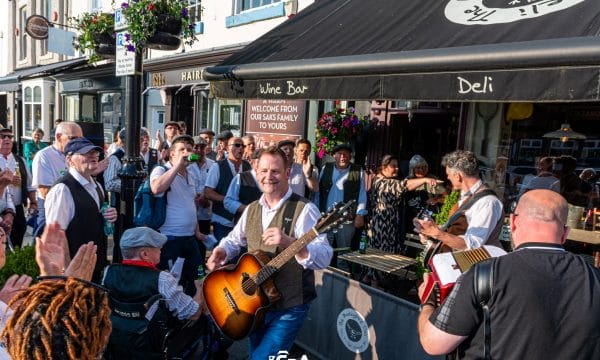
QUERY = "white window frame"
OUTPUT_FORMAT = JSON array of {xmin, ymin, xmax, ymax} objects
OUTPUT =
[{"xmin": 234, "ymin": 0, "xmax": 281, "ymax": 14}]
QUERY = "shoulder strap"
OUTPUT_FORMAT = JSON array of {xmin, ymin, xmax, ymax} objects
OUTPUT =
[
  {"xmin": 281, "ymin": 193, "xmax": 303, "ymax": 236},
  {"xmin": 442, "ymin": 188, "xmax": 496, "ymax": 231},
  {"xmin": 474, "ymin": 258, "xmax": 495, "ymax": 360}
]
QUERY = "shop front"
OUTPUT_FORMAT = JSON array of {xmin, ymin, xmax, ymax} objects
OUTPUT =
[{"xmin": 203, "ymin": 0, "xmax": 600, "ymax": 357}]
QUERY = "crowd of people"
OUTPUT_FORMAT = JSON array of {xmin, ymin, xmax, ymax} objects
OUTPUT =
[{"xmin": 0, "ymin": 118, "xmax": 597, "ymax": 359}]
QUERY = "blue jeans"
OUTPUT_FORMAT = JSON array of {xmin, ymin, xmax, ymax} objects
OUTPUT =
[
  {"xmin": 248, "ymin": 303, "xmax": 310, "ymax": 360},
  {"xmin": 212, "ymin": 222, "xmax": 233, "ymax": 242}
]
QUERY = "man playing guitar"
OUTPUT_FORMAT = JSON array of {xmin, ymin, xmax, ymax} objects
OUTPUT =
[
  {"xmin": 415, "ymin": 150, "xmax": 503, "ymax": 253},
  {"xmin": 206, "ymin": 146, "xmax": 332, "ymax": 360}
]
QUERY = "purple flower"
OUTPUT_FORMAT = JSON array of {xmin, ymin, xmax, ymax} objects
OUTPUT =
[
  {"xmin": 126, "ymin": 44, "xmax": 136, "ymax": 52},
  {"xmin": 125, "ymin": 33, "xmax": 131, "ymax": 41},
  {"xmin": 121, "ymin": 2, "xmax": 129, "ymax": 8},
  {"xmin": 181, "ymin": 8, "xmax": 188, "ymax": 18}
]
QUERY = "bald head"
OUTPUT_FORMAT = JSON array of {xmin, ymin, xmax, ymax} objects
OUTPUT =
[{"xmin": 511, "ymin": 190, "xmax": 568, "ymax": 247}]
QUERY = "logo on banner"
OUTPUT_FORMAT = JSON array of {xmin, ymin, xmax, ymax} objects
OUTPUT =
[
  {"xmin": 445, "ymin": 0, "xmax": 584, "ymax": 25},
  {"xmin": 336, "ymin": 309, "xmax": 369, "ymax": 353}
]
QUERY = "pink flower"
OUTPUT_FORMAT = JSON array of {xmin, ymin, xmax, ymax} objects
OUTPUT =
[{"xmin": 318, "ymin": 148, "xmax": 326, "ymax": 159}]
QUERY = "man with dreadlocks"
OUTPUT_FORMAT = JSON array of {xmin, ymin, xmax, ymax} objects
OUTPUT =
[{"xmin": 1, "ymin": 277, "xmax": 112, "ymax": 360}]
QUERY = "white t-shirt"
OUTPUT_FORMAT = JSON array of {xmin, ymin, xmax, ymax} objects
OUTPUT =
[
  {"xmin": 150, "ymin": 164, "xmax": 198, "ymax": 236},
  {"xmin": 32, "ymin": 145, "xmax": 67, "ymax": 198}
]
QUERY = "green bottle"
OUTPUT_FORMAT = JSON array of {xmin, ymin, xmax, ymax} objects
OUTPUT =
[{"xmin": 359, "ymin": 230, "xmax": 368, "ymax": 254}]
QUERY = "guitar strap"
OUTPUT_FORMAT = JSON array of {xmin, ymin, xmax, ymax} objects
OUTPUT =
[
  {"xmin": 474, "ymin": 258, "xmax": 495, "ymax": 360},
  {"xmin": 281, "ymin": 193, "xmax": 302, "ymax": 237},
  {"xmin": 441, "ymin": 188, "xmax": 497, "ymax": 231}
]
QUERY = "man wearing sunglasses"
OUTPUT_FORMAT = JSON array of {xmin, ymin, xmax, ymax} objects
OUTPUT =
[
  {"xmin": 204, "ymin": 137, "xmax": 251, "ymax": 241},
  {"xmin": 31, "ymin": 121, "xmax": 83, "ymax": 237},
  {"xmin": 0, "ymin": 127, "xmax": 36, "ymax": 248}
]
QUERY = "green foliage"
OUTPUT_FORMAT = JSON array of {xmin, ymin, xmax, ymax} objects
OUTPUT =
[
  {"xmin": 118, "ymin": 0, "xmax": 198, "ymax": 52},
  {"xmin": 69, "ymin": 12, "xmax": 115, "ymax": 63},
  {"xmin": 434, "ymin": 190, "xmax": 460, "ymax": 225},
  {"xmin": 314, "ymin": 107, "xmax": 370, "ymax": 159},
  {"xmin": 0, "ymin": 246, "xmax": 39, "ymax": 287}
]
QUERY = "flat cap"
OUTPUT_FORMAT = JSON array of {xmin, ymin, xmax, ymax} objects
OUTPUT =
[
  {"xmin": 216, "ymin": 130, "xmax": 234, "ymax": 140},
  {"xmin": 331, "ymin": 143, "xmax": 353, "ymax": 154},
  {"xmin": 164, "ymin": 121, "xmax": 180, "ymax": 129},
  {"xmin": 277, "ymin": 139, "xmax": 295, "ymax": 148},
  {"xmin": 120, "ymin": 227, "xmax": 168, "ymax": 250},
  {"xmin": 65, "ymin": 137, "xmax": 103, "ymax": 155},
  {"xmin": 198, "ymin": 128, "xmax": 215, "ymax": 136}
]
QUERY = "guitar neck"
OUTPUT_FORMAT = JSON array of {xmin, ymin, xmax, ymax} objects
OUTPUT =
[{"xmin": 254, "ymin": 228, "xmax": 319, "ymax": 285}]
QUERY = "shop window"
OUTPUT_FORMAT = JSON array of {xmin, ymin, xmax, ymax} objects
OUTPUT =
[
  {"xmin": 22, "ymin": 86, "xmax": 42, "ymax": 136},
  {"xmin": 219, "ymin": 104, "xmax": 241, "ymax": 133},
  {"xmin": 101, "ymin": 92, "xmax": 122, "ymax": 145},
  {"xmin": 63, "ymin": 94, "xmax": 80, "ymax": 122}
]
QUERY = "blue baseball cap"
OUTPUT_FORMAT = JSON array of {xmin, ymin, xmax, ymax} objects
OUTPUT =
[{"xmin": 64, "ymin": 137, "xmax": 103, "ymax": 155}]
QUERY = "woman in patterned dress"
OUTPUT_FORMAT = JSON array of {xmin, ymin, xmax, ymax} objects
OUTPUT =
[{"xmin": 369, "ymin": 155, "xmax": 440, "ymax": 253}]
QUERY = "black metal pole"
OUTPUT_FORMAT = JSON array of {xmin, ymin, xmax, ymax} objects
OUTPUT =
[{"xmin": 116, "ymin": 50, "xmax": 146, "ymax": 261}]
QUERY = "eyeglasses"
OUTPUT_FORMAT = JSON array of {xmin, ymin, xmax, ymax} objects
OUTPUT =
[
  {"xmin": 66, "ymin": 135, "xmax": 80, "ymax": 140},
  {"xmin": 37, "ymin": 275, "xmax": 110, "ymax": 294},
  {"xmin": 230, "ymin": 143, "xmax": 245, "ymax": 148},
  {"xmin": 0, "ymin": 134, "xmax": 14, "ymax": 140}
]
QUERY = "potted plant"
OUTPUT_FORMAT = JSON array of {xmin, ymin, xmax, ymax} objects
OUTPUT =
[
  {"xmin": 119, "ymin": 0, "xmax": 198, "ymax": 52},
  {"xmin": 314, "ymin": 107, "xmax": 371, "ymax": 159},
  {"xmin": 70, "ymin": 12, "xmax": 116, "ymax": 63}
]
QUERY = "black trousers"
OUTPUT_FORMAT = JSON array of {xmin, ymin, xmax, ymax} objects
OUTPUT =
[{"xmin": 10, "ymin": 205, "xmax": 27, "ymax": 248}]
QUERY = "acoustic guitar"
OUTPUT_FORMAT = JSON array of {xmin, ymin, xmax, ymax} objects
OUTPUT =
[{"xmin": 202, "ymin": 201, "xmax": 354, "ymax": 341}]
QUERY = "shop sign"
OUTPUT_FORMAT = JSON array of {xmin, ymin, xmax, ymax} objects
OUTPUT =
[
  {"xmin": 245, "ymin": 99, "xmax": 306, "ymax": 147},
  {"xmin": 26, "ymin": 15, "xmax": 50, "ymax": 40}
]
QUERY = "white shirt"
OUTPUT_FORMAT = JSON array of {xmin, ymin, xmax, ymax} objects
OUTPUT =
[
  {"xmin": 188, "ymin": 158, "xmax": 214, "ymax": 221},
  {"xmin": 45, "ymin": 168, "xmax": 103, "ymax": 230},
  {"xmin": 32, "ymin": 145, "xmax": 67, "ymax": 196},
  {"xmin": 460, "ymin": 180, "xmax": 504, "ymax": 249},
  {"xmin": 205, "ymin": 159, "xmax": 245, "ymax": 227},
  {"xmin": 0, "ymin": 153, "xmax": 34, "ymax": 205},
  {"xmin": 150, "ymin": 164, "xmax": 198, "ymax": 236},
  {"xmin": 218, "ymin": 188, "xmax": 333, "ymax": 269},
  {"xmin": 224, "ymin": 170, "xmax": 260, "ymax": 215}
]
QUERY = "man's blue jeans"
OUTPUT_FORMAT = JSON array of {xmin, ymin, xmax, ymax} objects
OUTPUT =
[{"xmin": 248, "ymin": 303, "xmax": 310, "ymax": 360}]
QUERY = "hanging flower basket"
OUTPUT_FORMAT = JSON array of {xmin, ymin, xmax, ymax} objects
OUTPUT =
[
  {"xmin": 121, "ymin": 0, "xmax": 198, "ymax": 53},
  {"xmin": 146, "ymin": 14, "xmax": 183, "ymax": 50},
  {"xmin": 314, "ymin": 107, "xmax": 371, "ymax": 159},
  {"xmin": 70, "ymin": 12, "xmax": 115, "ymax": 63},
  {"xmin": 93, "ymin": 32, "xmax": 116, "ymax": 58}
]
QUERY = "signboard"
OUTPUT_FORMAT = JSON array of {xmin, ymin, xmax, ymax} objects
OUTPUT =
[
  {"xmin": 115, "ymin": 31, "xmax": 135, "ymax": 76},
  {"xmin": 114, "ymin": 8, "xmax": 128, "ymax": 31},
  {"xmin": 244, "ymin": 99, "xmax": 306, "ymax": 147},
  {"xmin": 25, "ymin": 15, "xmax": 50, "ymax": 39},
  {"xmin": 48, "ymin": 27, "xmax": 75, "ymax": 56}
]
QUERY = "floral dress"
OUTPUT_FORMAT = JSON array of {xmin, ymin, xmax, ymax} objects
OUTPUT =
[{"xmin": 369, "ymin": 175, "xmax": 408, "ymax": 254}]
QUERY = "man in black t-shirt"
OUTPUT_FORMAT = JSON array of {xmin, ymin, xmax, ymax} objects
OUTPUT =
[{"xmin": 418, "ymin": 189, "xmax": 600, "ymax": 359}]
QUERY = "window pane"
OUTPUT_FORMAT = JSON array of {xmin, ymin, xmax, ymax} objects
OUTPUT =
[
  {"xmin": 81, "ymin": 94, "xmax": 96, "ymax": 122},
  {"xmin": 20, "ymin": 7, "xmax": 27, "ymax": 60},
  {"xmin": 188, "ymin": 0, "xmax": 202, "ymax": 22},
  {"xmin": 24, "ymin": 87, "xmax": 32, "ymax": 102},
  {"xmin": 64, "ymin": 95, "xmax": 80, "ymax": 121},
  {"xmin": 33, "ymin": 86, "xmax": 42, "ymax": 102},
  {"xmin": 24, "ymin": 105, "xmax": 32, "ymax": 135},
  {"xmin": 34, "ymin": 104, "xmax": 42, "ymax": 131}
]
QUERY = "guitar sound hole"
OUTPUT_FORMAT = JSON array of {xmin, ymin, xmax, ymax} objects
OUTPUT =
[{"xmin": 242, "ymin": 278, "xmax": 257, "ymax": 296}]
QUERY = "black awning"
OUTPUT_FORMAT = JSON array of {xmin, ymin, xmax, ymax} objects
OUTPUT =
[
  {"xmin": 206, "ymin": 0, "xmax": 600, "ymax": 101},
  {"xmin": 0, "ymin": 58, "xmax": 87, "ymax": 92}
]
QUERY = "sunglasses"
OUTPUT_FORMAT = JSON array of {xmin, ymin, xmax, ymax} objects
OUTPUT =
[
  {"xmin": 0, "ymin": 134, "xmax": 14, "ymax": 140},
  {"xmin": 230, "ymin": 143, "xmax": 245, "ymax": 148}
]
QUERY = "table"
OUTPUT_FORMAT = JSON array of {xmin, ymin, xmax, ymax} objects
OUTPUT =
[
  {"xmin": 567, "ymin": 229, "xmax": 600, "ymax": 267},
  {"xmin": 339, "ymin": 248, "xmax": 418, "ymax": 280}
]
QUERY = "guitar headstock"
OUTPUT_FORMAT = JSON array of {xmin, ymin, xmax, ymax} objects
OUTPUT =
[{"xmin": 315, "ymin": 200, "xmax": 356, "ymax": 234}]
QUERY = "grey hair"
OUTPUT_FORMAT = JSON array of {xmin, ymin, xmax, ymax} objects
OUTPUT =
[
  {"xmin": 121, "ymin": 247, "xmax": 144, "ymax": 260},
  {"xmin": 408, "ymin": 155, "xmax": 428, "ymax": 177},
  {"xmin": 442, "ymin": 150, "xmax": 479, "ymax": 177}
]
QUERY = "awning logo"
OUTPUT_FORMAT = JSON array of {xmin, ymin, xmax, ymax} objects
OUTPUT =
[
  {"xmin": 445, "ymin": 0, "xmax": 585, "ymax": 25},
  {"xmin": 336, "ymin": 308, "xmax": 369, "ymax": 353}
]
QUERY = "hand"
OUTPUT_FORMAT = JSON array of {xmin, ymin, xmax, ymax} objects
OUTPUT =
[
  {"xmin": 96, "ymin": 157, "xmax": 110, "ymax": 173},
  {"xmin": 301, "ymin": 159, "xmax": 313, "ymax": 178},
  {"xmin": 102, "ymin": 207, "xmax": 118, "ymax": 223},
  {"xmin": 0, "ymin": 274, "xmax": 32, "ymax": 306},
  {"xmin": 28, "ymin": 201, "xmax": 38, "ymax": 214},
  {"xmin": 216, "ymin": 149, "xmax": 225, "ymax": 161},
  {"xmin": 416, "ymin": 218, "xmax": 440, "ymax": 239},
  {"xmin": 159, "ymin": 148, "xmax": 168, "ymax": 162},
  {"xmin": 35, "ymin": 222, "xmax": 67, "ymax": 276},
  {"xmin": 194, "ymin": 193, "xmax": 203, "ymax": 208},
  {"xmin": 206, "ymin": 247, "xmax": 227, "ymax": 271},
  {"xmin": 2, "ymin": 213, "xmax": 14, "ymax": 230},
  {"xmin": 195, "ymin": 229, "xmax": 206, "ymax": 242},
  {"xmin": 11, "ymin": 173, "xmax": 21, "ymax": 187},
  {"xmin": 0, "ymin": 170, "xmax": 13, "ymax": 187},
  {"xmin": 418, "ymin": 272, "xmax": 430, "ymax": 302},
  {"xmin": 354, "ymin": 215, "xmax": 365, "ymax": 229},
  {"xmin": 262, "ymin": 227, "xmax": 294, "ymax": 248},
  {"xmin": 65, "ymin": 242, "xmax": 97, "ymax": 281}
]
